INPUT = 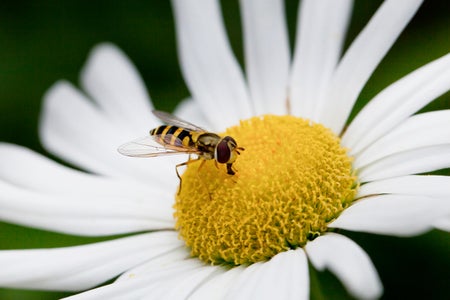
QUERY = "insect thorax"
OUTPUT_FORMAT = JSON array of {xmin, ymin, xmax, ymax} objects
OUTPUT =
[{"xmin": 196, "ymin": 133, "xmax": 221, "ymax": 160}]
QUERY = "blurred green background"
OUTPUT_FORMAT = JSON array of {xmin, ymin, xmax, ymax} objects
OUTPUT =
[{"xmin": 0, "ymin": 1, "xmax": 448, "ymax": 299}]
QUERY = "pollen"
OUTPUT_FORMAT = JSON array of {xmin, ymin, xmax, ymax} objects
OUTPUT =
[{"xmin": 174, "ymin": 115, "xmax": 357, "ymax": 266}]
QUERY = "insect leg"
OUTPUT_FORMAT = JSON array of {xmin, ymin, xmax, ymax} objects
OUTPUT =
[
  {"xmin": 226, "ymin": 163, "xmax": 236, "ymax": 175},
  {"xmin": 195, "ymin": 159, "xmax": 213, "ymax": 200},
  {"xmin": 285, "ymin": 94, "xmax": 291, "ymax": 115},
  {"xmin": 175, "ymin": 158, "xmax": 200, "ymax": 195}
]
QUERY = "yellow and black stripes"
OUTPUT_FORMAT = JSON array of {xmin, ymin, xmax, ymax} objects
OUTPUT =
[{"xmin": 150, "ymin": 125, "xmax": 199, "ymax": 148}]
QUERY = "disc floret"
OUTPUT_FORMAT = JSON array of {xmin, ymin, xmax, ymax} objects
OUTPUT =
[{"xmin": 175, "ymin": 115, "xmax": 357, "ymax": 266}]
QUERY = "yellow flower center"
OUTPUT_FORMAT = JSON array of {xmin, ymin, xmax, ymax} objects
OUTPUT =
[{"xmin": 174, "ymin": 115, "xmax": 357, "ymax": 266}]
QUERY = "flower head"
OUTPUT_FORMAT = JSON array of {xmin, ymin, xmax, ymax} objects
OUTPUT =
[{"xmin": 1, "ymin": 0, "xmax": 449, "ymax": 299}]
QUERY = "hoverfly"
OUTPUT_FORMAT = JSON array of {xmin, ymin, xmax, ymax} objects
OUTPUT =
[{"xmin": 118, "ymin": 110, "xmax": 244, "ymax": 191}]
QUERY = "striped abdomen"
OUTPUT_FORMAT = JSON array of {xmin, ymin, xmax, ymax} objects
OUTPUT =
[{"xmin": 150, "ymin": 125, "xmax": 197, "ymax": 148}]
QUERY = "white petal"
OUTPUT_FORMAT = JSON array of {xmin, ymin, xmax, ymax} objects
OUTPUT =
[
  {"xmin": 116, "ymin": 247, "xmax": 190, "ymax": 282},
  {"xmin": 80, "ymin": 43, "xmax": 154, "ymax": 133},
  {"xmin": 305, "ymin": 233, "xmax": 382, "ymax": 300},
  {"xmin": 161, "ymin": 265, "xmax": 221, "ymax": 299},
  {"xmin": 0, "ymin": 232, "xmax": 182, "ymax": 291},
  {"xmin": 240, "ymin": 0, "xmax": 290, "ymax": 115},
  {"xmin": 354, "ymin": 110, "xmax": 450, "ymax": 169},
  {"xmin": 173, "ymin": 98, "xmax": 212, "ymax": 130},
  {"xmin": 226, "ymin": 249, "xmax": 309, "ymax": 300},
  {"xmin": 0, "ymin": 180, "xmax": 173, "ymax": 236},
  {"xmin": 434, "ymin": 216, "xmax": 450, "ymax": 232},
  {"xmin": 317, "ymin": 0, "xmax": 423, "ymax": 134},
  {"xmin": 190, "ymin": 266, "xmax": 244, "ymax": 300},
  {"xmin": 40, "ymin": 81, "xmax": 122, "ymax": 174},
  {"xmin": 0, "ymin": 143, "xmax": 168, "ymax": 198},
  {"xmin": 290, "ymin": 0, "xmax": 352, "ymax": 120},
  {"xmin": 358, "ymin": 175, "xmax": 450, "ymax": 199},
  {"xmin": 342, "ymin": 53, "xmax": 450, "ymax": 154},
  {"xmin": 171, "ymin": 0, "xmax": 252, "ymax": 131},
  {"xmin": 329, "ymin": 194, "xmax": 450, "ymax": 236},
  {"xmin": 39, "ymin": 81, "xmax": 180, "ymax": 189},
  {"xmin": 66, "ymin": 259, "xmax": 218, "ymax": 300},
  {"xmin": 358, "ymin": 145, "xmax": 450, "ymax": 182}
]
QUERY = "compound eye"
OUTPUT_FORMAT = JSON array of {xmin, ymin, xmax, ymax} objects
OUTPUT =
[{"xmin": 216, "ymin": 139, "xmax": 231, "ymax": 163}]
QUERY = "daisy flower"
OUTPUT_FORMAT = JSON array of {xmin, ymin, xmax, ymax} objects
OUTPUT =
[{"xmin": 1, "ymin": 0, "xmax": 449, "ymax": 299}]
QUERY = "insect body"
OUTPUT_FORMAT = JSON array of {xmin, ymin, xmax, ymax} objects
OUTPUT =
[{"xmin": 118, "ymin": 110, "xmax": 244, "ymax": 186}]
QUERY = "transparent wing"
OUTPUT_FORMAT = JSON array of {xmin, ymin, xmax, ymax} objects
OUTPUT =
[
  {"xmin": 118, "ymin": 135, "xmax": 200, "ymax": 158},
  {"xmin": 152, "ymin": 110, "xmax": 206, "ymax": 132}
]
